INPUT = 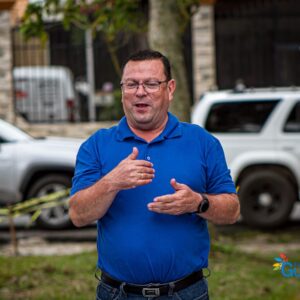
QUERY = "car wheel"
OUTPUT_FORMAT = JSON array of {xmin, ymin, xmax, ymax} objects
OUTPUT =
[
  {"xmin": 27, "ymin": 174, "xmax": 72, "ymax": 229},
  {"xmin": 239, "ymin": 170, "xmax": 296, "ymax": 228}
]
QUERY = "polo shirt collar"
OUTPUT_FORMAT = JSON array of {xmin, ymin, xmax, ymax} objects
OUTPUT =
[{"xmin": 116, "ymin": 112, "xmax": 182, "ymax": 142}]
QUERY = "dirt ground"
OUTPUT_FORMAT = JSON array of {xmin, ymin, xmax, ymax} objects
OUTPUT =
[
  {"xmin": 0, "ymin": 237, "xmax": 96, "ymax": 256},
  {"xmin": 1, "ymin": 226, "xmax": 300, "ymax": 257}
]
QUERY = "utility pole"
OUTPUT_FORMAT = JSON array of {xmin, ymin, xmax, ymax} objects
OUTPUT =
[{"xmin": 85, "ymin": 28, "xmax": 96, "ymax": 121}]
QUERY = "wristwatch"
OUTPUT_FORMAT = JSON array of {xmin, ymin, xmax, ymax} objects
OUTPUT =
[{"xmin": 197, "ymin": 194, "xmax": 210, "ymax": 213}]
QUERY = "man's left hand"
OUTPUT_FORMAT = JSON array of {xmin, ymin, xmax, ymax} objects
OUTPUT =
[{"xmin": 147, "ymin": 178, "xmax": 201, "ymax": 215}]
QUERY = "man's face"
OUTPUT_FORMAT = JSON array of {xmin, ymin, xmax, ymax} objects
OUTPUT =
[{"xmin": 121, "ymin": 59, "xmax": 176, "ymax": 130}]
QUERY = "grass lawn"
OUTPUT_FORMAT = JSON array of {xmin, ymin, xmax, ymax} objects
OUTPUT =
[
  {"xmin": 0, "ymin": 252, "xmax": 97, "ymax": 300},
  {"xmin": 209, "ymin": 244, "xmax": 300, "ymax": 300},
  {"xmin": 0, "ymin": 228, "xmax": 300, "ymax": 300}
]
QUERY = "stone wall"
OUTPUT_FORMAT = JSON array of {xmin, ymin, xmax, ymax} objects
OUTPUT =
[
  {"xmin": 18, "ymin": 121, "xmax": 117, "ymax": 139},
  {"xmin": 192, "ymin": 5, "xmax": 217, "ymax": 103},
  {"xmin": 0, "ymin": 10, "xmax": 14, "ymax": 122}
]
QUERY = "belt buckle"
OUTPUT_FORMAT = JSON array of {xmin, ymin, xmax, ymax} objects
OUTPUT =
[{"xmin": 142, "ymin": 287, "xmax": 160, "ymax": 298}]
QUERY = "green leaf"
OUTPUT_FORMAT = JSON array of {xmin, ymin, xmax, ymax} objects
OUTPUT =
[
  {"xmin": 0, "ymin": 208, "xmax": 9, "ymax": 216},
  {"xmin": 30, "ymin": 210, "xmax": 42, "ymax": 224}
]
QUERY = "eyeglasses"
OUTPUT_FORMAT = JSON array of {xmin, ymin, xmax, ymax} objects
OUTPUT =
[{"xmin": 120, "ymin": 80, "xmax": 168, "ymax": 94}]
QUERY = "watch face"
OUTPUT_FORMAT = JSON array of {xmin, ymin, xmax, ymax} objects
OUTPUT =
[
  {"xmin": 199, "ymin": 197, "xmax": 209, "ymax": 213},
  {"xmin": 201, "ymin": 199, "xmax": 209, "ymax": 212}
]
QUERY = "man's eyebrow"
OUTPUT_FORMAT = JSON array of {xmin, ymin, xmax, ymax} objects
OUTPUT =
[{"xmin": 123, "ymin": 77, "xmax": 160, "ymax": 82}]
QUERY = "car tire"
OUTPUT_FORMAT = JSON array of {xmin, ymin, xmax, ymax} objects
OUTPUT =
[
  {"xmin": 239, "ymin": 170, "xmax": 296, "ymax": 228},
  {"xmin": 26, "ymin": 174, "xmax": 72, "ymax": 229}
]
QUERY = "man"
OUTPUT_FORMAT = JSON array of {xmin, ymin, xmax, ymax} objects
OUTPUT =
[{"xmin": 69, "ymin": 50, "xmax": 240, "ymax": 300}]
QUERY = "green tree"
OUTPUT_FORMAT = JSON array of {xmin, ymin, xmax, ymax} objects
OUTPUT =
[
  {"xmin": 21, "ymin": 0, "xmax": 199, "ymax": 121},
  {"xmin": 21, "ymin": 0, "xmax": 145, "ymax": 77},
  {"xmin": 149, "ymin": 0, "xmax": 198, "ymax": 121}
]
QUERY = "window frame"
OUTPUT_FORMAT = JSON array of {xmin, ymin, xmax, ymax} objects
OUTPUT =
[
  {"xmin": 204, "ymin": 99, "xmax": 281, "ymax": 133},
  {"xmin": 282, "ymin": 101, "xmax": 300, "ymax": 133}
]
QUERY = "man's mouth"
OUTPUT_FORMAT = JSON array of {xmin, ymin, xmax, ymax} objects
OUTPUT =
[{"xmin": 135, "ymin": 103, "xmax": 149, "ymax": 108}]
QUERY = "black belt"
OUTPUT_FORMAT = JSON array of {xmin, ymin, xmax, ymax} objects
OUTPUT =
[{"xmin": 101, "ymin": 270, "xmax": 203, "ymax": 297}]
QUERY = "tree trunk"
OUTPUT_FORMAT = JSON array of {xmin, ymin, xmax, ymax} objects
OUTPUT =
[{"xmin": 149, "ymin": 0, "xmax": 191, "ymax": 122}]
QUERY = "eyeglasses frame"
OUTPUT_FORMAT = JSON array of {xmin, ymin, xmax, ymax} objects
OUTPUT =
[{"xmin": 120, "ymin": 80, "xmax": 169, "ymax": 94}]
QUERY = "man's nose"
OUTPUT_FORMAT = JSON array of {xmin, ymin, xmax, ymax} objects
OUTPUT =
[{"xmin": 136, "ymin": 83, "xmax": 147, "ymax": 95}]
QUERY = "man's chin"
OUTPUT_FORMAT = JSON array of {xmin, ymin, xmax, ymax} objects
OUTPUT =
[
  {"xmin": 133, "ymin": 114, "xmax": 152, "ymax": 123},
  {"xmin": 132, "ymin": 117, "xmax": 155, "ymax": 129}
]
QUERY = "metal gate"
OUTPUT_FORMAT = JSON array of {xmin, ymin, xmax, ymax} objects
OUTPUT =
[
  {"xmin": 11, "ymin": 24, "xmax": 147, "ymax": 122},
  {"xmin": 215, "ymin": 0, "xmax": 300, "ymax": 89}
]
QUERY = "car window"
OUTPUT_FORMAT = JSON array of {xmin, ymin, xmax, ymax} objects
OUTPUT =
[
  {"xmin": 283, "ymin": 102, "xmax": 300, "ymax": 132},
  {"xmin": 0, "ymin": 119, "xmax": 32, "ymax": 142},
  {"xmin": 205, "ymin": 100, "xmax": 280, "ymax": 133}
]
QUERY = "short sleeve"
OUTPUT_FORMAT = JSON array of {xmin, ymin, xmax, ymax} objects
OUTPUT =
[
  {"xmin": 70, "ymin": 134, "xmax": 102, "ymax": 195},
  {"xmin": 205, "ymin": 138, "xmax": 236, "ymax": 194}
]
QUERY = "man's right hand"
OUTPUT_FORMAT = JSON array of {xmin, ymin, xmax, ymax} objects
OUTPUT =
[
  {"xmin": 69, "ymin": 147, "xmax": 155, "ymax": 226},
  {"xmin": 105, "ymin": 147, "xmax": 155, "ymax": 191}
]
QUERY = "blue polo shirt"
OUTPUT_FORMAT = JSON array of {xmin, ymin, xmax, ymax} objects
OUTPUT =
[{"xmin": 71, "ymin": 113, "xmax": 236, "ymax": 284}]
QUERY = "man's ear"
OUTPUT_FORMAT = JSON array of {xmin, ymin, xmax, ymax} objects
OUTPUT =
[{"xmin": 168, "ymin": 79, "xmax": 176, "ymax": 102}]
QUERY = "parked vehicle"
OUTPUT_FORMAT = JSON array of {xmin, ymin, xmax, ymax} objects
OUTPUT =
[
  {"xmin": 192, "ymin": 87, "xmax": 300, "ymax": 228},
  {"xmin": 0, "ymin": 118, "xmax": 83, "ymax": 229},
  {"xmin": 13, "ymin": 66, "xmax": 77, "ymax": 122}
]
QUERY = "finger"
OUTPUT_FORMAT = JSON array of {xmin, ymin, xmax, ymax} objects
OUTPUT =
[
  {"xmin": 134, "ymin": 160, "xmax": 154, "ymax": 168},
  {"xmin": 170, "ymin": 178, "xmax": 187, "ymax": 191},
  {"xmin": 148, "ymin": 204, "xmax": 171, "ymax": 212},
  {"xmin": 134, "ymin": 172, "xmax": 154, "ymax": 181},
  {"xmin": 138, "ymin": 173, "xmax": 155, "ymax": 180},
  {"xmin": 128, "ymin": 179, "xmax": 153, "ymax": 189},
  {"xmin": 128, "ymin": 147, "xmax": 139, "ymax": 160},
  {"xmin": 148, "ymin": 203, "xmax": 180, "ymax": 215},
  {"xmin": 153, "ymin": 194, "xmax": 176, "ymax": 203},
  {"xmin": 128, "ymin": 178, "xmax": 153, "ymax": 189},
  {"xmin": 148, "ymin": 200, "xmax": 175, "ymax": 209},
  {"xmin": 137, "ymin": 167, "xmax": 155, "ymax": 174},
  {"xmin": 136, "ymin": 179, "xmax": 153, "ymax": 186}
]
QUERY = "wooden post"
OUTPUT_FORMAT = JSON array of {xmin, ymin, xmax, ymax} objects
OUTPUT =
[{"xmin": 8, "ymin": 207, "xmax": 18, "ymax": 256}]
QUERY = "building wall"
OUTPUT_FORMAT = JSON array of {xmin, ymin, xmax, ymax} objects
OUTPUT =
[
  {"xmin": 194, "ymin": 0, "xmax": 300, "ymax": 92},
  {"xmin": 11, "ymin": 0, "xmax": 28, "ymax": 25},
  {"xmin": 0, "ymin": 0, "xmax": 29, "ymax": 122},
  {"xmin": 214, "ymin": 0, "xmax": 300, "ymax": 89},
  {"xmin": 0, "ymin": 11, "xmax": 14, "ymax": 122}
]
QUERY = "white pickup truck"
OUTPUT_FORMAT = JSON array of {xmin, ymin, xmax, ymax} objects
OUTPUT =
[{"xmin": 192, "ymin": 88, "xmax": 300, "ymax": 228}]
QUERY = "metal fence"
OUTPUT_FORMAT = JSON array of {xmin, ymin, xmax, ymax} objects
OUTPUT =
[
  {"xmin": 11, "ymin": 20, "xmax": 194, "ymax": 123},
  {"xmin": 11, "ymin": 24, "xmax": 147, "ymax": 122},
  {"xmin": 215, "ymin": 0, "xmax": 300, "ymax": 89}
]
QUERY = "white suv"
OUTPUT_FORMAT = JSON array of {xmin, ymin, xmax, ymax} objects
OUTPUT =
[
  {"xmin": 0, "ymin": 119, "xmax": 82, "ymax": 229},
  {"xmin": 192, "ymin": 88, "xmax": 300, "ymax": 228}
]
